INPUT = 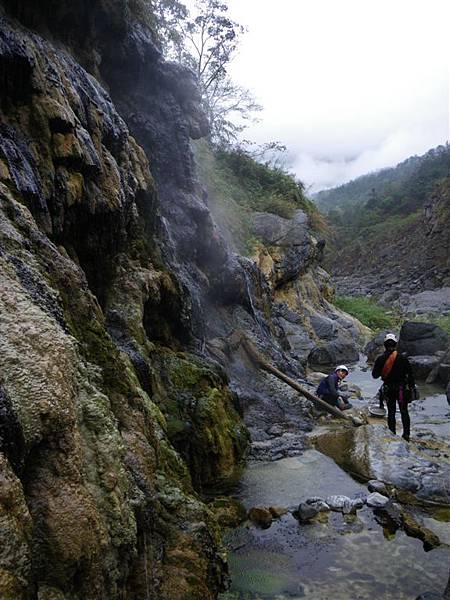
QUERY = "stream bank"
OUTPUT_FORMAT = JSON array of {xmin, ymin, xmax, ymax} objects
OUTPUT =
[{"xmin": 219, "ymin": 358, "xmax": 450, "ymax": 600}]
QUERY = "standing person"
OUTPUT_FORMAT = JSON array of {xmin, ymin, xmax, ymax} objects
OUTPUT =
[
  {"xmin": 372, "ymin": 333, "xmax": 415, "ymax": 441},
  {"xmin": 316, "ymin": 365, "xmax": 352, "ymax": 411}
]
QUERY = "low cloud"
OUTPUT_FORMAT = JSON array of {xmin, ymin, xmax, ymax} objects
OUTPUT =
[
  {"xmin": 291, "ymin": 126, "xmax": 448, "ymax": 192},
  {"xmin": 225, "ymin": 0, "xmax": 449, "ymax": 193}
]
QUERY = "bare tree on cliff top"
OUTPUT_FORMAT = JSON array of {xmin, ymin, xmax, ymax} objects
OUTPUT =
[
  {"xmin": 149, "ymin": 0, "xmax": 188, "ymax": 52},
  {"xmin": 152, "ymin": 0, "xmax": 261, "ymax": 145}
]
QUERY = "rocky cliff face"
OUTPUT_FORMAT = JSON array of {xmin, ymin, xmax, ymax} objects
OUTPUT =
[
  {"xmin": 249, "ymin": 210, "xmax": 368, "ymax": 365},
  {"xmin": 334, "ymin": 184, "xmax": 450, "ymax": 312},
  {"xmin": 0, "ymin": 3, "xmax": 366, "ymax": 598},
  {"xmin": 0, "ymin": 7, "xmax": 247, "ymax": 598}
]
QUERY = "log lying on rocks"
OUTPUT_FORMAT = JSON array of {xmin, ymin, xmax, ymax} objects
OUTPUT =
[{"xmin": 238, "ymin": 334, "xmax": 363, "ymax": 427}]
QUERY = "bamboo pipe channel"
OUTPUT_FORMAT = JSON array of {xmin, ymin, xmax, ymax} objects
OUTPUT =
[{"xmin": 239, "ymin": 335, "xmax": 363, "ymax": 427}]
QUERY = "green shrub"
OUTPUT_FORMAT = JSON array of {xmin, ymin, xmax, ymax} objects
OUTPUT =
[
  {"xmin": 193, "ymin": 140, "xmax": 326, "ymax": 253},
  {"xmin": 215, "ymin": 147, "xmax": 313, "ymax": 219},
  {"xmin": 434, "ymin": 315, "xmax": 450, "ymax": 333},
  {"xmin": 194, "ymin": 140, "xmax": 325, "ymax": 254},
  {"xmin": 333, "ymin": 296, "xmax": 399, "ymax": 331}
]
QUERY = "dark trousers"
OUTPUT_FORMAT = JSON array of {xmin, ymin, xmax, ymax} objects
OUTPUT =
[
  {"xmin": 384, "ymin": 386, "xmax": 410, "ymax": 439},
  {"xmin": 321, "ymin": 393, "xmax": 337, "ymax": 407}
]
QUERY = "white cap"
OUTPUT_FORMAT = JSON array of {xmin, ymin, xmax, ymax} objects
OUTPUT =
[
  {"xmin": 335, "ymin": 365, "xmax": 349, "ymax": 373},
  {"xmin": 384, "ymin": 333, "xmax": 397, "ymax": 343}
]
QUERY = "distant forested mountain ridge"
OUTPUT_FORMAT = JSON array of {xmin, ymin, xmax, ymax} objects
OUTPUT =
[
  {"xmin": 314, "ymin": 144, "xmax": 450, "ymax": 298},
  {"xmin": 314, "ymin": 144, "xmax": 450, "ymax": 218}
]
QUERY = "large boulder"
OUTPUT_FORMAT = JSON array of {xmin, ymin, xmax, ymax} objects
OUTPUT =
[
  {"xmin": 310, "ymin": 314, "xmax": 338, "ymax": 340},
  {"xmin": 249, "ymin": 211, "xmax": 321, "ymax": 287},
  {"xmin": 409, "ymin": 355, "xmax": 442, "ymax": 380},
  {"xmin": 366, "ymin": 492, "xmax": 389, "ymax": 508},
  {"xmin": 278, "ymin": 317, "xmax": 316, "ymax": 360},
  {"xmin": 250, "ymin": 210, "xmax": 309, "ymax": 246},
  {"xmin": 308, "ymin": 339, "xmax": 359, "ymax": 367},
  {"xmin": 315, "ymin": 426, "xmax": 450, "ymax": 505},
  {"xmin": 437, "ymin": 349, "xmax": 450, "ymax": 386},
  {"xmin": 398, "ymin": 321, "xmax": 449, "ymax": 356}
]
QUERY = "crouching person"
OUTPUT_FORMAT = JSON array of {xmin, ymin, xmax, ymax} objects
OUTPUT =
[{"xmin": 316, "ymin": 365, "xmax": 352, "ymax": 411}]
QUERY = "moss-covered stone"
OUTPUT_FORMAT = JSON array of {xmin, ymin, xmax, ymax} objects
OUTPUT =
[
  {"xmin": 401, "ymin": 511, "xmax": 440, "ymax": 550},
  {"xmin": 208, "ymin": 496, "xmax": 247, "ymax": 529},
  {"xmin": 0, "ymin": 19, "xmax": 234, "ymax": 595},
  {"xmin": 154, "ymin": 351, "xmax": 249, "ymax": 492}
]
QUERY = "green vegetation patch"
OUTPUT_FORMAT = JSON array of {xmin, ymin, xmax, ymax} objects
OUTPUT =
[
  {"xmin": 334, "ymin": 296, "xmax": 399, "ymax": 331},
  {"xmin": 193, "ymin": 140, "xmax": 325, "ymax": 254},
  {"xmin": 316, "ymin": 145, "xmax": 450, "ymax": 268},
  {"xmin": 215, "ymin": 147, "xmax": 313, "ymax": 219},
  {"xmin": 433, "ymin": 316, "xmax": 450, "ymax": 334}
]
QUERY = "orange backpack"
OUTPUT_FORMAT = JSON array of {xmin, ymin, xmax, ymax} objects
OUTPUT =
[{"xmin": 381, "ymin": 351, "xmax": 398, "ymax": 380}]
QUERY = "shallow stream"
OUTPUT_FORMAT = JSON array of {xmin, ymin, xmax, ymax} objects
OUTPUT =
[{"xmin": 220, "ymin": 358, "xmax": 450, "ymax": 600}]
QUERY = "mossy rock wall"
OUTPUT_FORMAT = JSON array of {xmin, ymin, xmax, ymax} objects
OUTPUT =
[
  {"xmin": 0, "ymin": 14, "xmax": 248, "ymax": 599},
  {"xmin": 153, "ymin": 351, "xmax": 250, "ymax": 492}
]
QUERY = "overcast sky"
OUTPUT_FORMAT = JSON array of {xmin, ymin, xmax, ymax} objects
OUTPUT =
[{"xmin": 222, "ymin": 0, "xmax": 449, "ymax": 192}]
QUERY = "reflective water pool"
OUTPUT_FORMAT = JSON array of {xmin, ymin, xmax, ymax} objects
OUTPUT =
[
  {"xmin": 220, "ymin": 450, "xmax": 450, "ymax": 600},
  {"xmin": 220, "ymin": 359, "xmax": 450, "ymax": 600}
]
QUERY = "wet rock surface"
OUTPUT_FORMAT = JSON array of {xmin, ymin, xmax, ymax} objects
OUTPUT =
[
  {"xmin": 248, "ymin": 506, "xmax": 273, "ymax": 529},
  {"xmin": 0, "ymin": 10, "xmax": 241, "ymax": 597},
  {"xmin": 0, "ymin": 4, "xmax": 374, "ymax": 597},
  {"xmin": 3, "ymin": 3, "xmax": 448, "ymax": 599},
  {"xmin": 368, "ymin": 480, "xmax": 389, "ymax": 495},
  {"xmin": 308, "ymin": 338, "xmax": 360, "ymax": 366},
  {"xmin": 366, "ymin": 492, "xmax": 390, "ymax": 508},
  {"xmin": 398, "ymin": 322, "xmax": 449, "ymax": 357},
  {"xmin": 410, "ymin": 355, "xmax": 443, "ymax": 380},
  {"xmin": 315, "ymin": 424, "xmax": 450, "ymax": 505},
  {"xmin": 296, "ymin": 503, "xmax": 320, "ymax": 521},
  {"xmin": 221, "ymin": 450, "xmax": 450, "ymax": 600}
]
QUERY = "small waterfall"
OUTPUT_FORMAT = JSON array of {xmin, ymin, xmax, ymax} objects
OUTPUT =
[{"xmin": 243, "ymin": 268, "xmax": 269, "ymax": 337}]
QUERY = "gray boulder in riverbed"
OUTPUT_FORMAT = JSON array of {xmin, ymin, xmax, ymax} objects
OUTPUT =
[
  {"xmin": 296, "ymin": 503, "xmax": 320, "ymax": 522},
  {"xmin": 409, "ymin": 355, "xmax": 442, "ymax": 380},
  {"xmin": 325, "ymin": 495, "xmax": 363, "ymax": 514},
  {"xmin": 368, "ymin": 480, "xmax": 389, "ymax": 495},
  {"xmin": 318, "ymin": 425, "xmax": 450, "ymax": 505},
  {"xmin": 305, "ymin": 497, "xmax": 330, "ymax": 512},
  {"xmin": 398, "ymin": 321, "xmax": 449, "ymax": 356},
  {"xmin": 325, "ymin": 495, "xmax": 350, "ymax": 510},
  {"xmin": 308, "ymin": 339, "xmax": 359, "ymax": 367},
  {"xmin": 366, "ymin": 492, "xmax": 390, "ymax": 508}
]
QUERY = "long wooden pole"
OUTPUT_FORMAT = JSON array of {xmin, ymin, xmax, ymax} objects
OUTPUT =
[{"xmin": 240, "ymin": 335, "xmax": 361, "ymax": 426}]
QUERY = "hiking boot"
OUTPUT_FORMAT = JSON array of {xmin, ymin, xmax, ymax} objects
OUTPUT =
[
  {"xmin": 402, "ymin": 434, "xmax": 410, "ymax": 442},
  {"xmin": 341, "ymin": 402, "xmax": 352, "ymax": 411}
]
